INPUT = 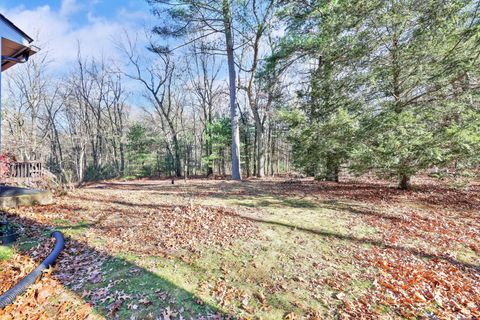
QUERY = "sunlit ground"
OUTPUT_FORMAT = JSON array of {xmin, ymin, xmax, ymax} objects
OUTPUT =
[{"xmin": 1, "ymin": 178, "xmax": 479, "ymax": 319}]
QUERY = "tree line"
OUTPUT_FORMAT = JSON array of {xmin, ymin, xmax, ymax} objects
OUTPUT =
[
  {"xmin": 2, "ymin": 28, "xmax": 289, "ymax": 184},
  {"xmin": 2, "ymin": 0, "xmax": 479, "ymax": 189},
  {"xmin": 269, "ymin": 0, "xmax": 480, "ymax": 188}
]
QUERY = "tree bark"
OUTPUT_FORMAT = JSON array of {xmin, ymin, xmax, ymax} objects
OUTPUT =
[
  {"xmin": 399, "ymin": 174, "xmax": 411, "ymax": 190},
  {"xmin": 253, "ymin": 128, "xmax": 257, "ymax": 175},
  {"xmin": 119, "ymin": 142, "xmax": 125, "ymax": 175},
  {"xmin": 334, "ymin": 166, "xmax": 339, "ymax": 183},
  {"xmin": 256, "ymin": 120, "xmax": 265, "ymax": 177},
  {"xmin": 206, "ymin": 123, "xmax": 213, "ymax": 176},
  {"xmin": 172, "ymin": 134, "xmax": 182, "ymax": 177},
  {"xmin": 241, "ymin": 113, "xmax": 251, "ymax": 177},
  {"xmin": 222, "ymin": 0, "xmax": 242, "ymax": 180},
  {"xmin": 266, "ymin": 123, "xmax": 272, "ymax": 176}
]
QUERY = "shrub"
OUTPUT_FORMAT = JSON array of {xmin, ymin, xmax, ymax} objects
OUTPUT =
[{"xmin": 0, "ymin": 155, "xmax": 12, "ymax": 180}]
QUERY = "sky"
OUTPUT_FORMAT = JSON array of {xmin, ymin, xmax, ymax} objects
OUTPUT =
[
  {"xmin": 0, "ymin": 0, "xmax": 161, "ymax": 111},
  {"xmin": 0, "ymin": 0, "xmax": 154, "ymax": 70}
]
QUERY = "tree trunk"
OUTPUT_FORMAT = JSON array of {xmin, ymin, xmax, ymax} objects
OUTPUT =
[
  {"xmin": 253, "ymin": 128, "xmax": 257, "ymax": 175},
  {"xmin": 205, "ymin": 123, "xmax": 214, "ymax": 176},
  {"xmin": 334, "ymin": 166, "xmax": 339, "ymax": 183},
  {"xmin": 270, "ymin": 125, "xmax": 275, "ymax": 176},
  {"xmin": 244, "ymin": 125, "xmax": 250, "ymax": 178},
  {"xmin": 223, "ymin": 0, "xmax": 242, "ymax": 180},
  {"xmin": 119, "ymin": 142, "xmax": 125, "ymax": 176},
  {"xmin": 256, "ymin": 120, "xmax": 265, "ymax": 178},
  {"xmin": 172, "ymin": 135, "xmax": 182, "ymax": 177},
  {"xmin": 399, "ymin": 174, "xmax": 411, "ymax": 190},
  {"xmin": 266, "ymin": 123, "xmax": 271, "ymax": 176},
  {"xmin": 222, "ymin": 149, "xmax": 227, "ymax": 176}
]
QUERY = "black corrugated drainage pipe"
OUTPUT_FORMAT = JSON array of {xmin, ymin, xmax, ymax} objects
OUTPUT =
[{"xmin": 0, "ymin": 231, "xmax": 65, "ymax": 308}]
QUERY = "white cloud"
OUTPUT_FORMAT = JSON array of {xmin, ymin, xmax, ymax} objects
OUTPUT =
[
  {"xmin": 0, "ymin": 3, "xmax": 153, "ymax": 72},
  {"xmin": 60, "ymin": 0, "xmax": 82, "ymax": 17}
]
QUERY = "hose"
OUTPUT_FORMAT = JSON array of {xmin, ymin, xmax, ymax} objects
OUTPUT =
[{"xmin": 0, "ymin": 231, "xmax": 65, "ymax": 308}]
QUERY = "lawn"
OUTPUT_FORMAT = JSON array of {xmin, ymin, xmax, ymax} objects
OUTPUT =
[{"xmin": 0, "ymin": 178, "xmax": 479, "ymax": 319}]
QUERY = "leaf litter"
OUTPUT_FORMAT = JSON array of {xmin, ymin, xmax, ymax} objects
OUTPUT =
[{"xmin": 0, "ymin": 177, "xmax": 478, "ymax": 319}]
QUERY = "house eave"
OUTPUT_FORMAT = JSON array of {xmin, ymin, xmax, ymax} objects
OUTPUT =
[{"xmin": 0, "ymin": 13, "xmax": 33, "ymax": 43}]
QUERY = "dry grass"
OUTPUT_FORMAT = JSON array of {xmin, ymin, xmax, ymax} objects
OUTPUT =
[{"xmin": 0, "ymin": 177, "xmax": 478, "ymax": 319}]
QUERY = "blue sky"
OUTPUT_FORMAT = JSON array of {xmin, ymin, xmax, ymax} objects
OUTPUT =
[
  {"xmin": 0, "ymin": 0, "xmax": 151, "ymax": 26},
  {"xmin": 0, "ymin": 0, "xmax": 162, "ymax": 110},
  {"xmin": 0, "ymin": 0, "xmax": 154, "ymax": 70}
]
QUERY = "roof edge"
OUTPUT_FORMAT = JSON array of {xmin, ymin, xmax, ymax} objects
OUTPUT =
[{"xmin": 0, "ymin": 13, "xmax": 33, "ymax": 43}]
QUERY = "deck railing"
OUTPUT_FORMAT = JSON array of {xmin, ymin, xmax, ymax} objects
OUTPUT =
[{"xmin": 9, "ymin": 161, "xmax": 45, "ymax": 179}]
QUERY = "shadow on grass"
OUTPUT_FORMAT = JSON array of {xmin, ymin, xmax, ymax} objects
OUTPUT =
[
  {"xmin": 61, "ymin": 183, "xmax": 479, "ymax": 274},
  {"xmin": 0, "ymin": 211, "xmax": 229, "ymax": 319},
  {"xmin": 68, "ymin": 194, "xmax": 181, "ymax": 210},
  {"xmin": 232, "ymin": 198, "xmax": 318, "ymax": 209},
  {"xmin": 87, "ymin": 180, "xmax": 270, "ymax": 198},
  {"xmin": 66, "ymin": 180, "xmax": 479, "ymax": 270},
  {"xmin": 92, "ymin": 178, "xmax": 480, "ymax": 213},
  {"xmin": 225, "ymin": 179, "xmax": 480, "ymax": 212},
  {"xmin": 224, "ymin": 211, "xmax": 480, "ymax": 272},
  {"xmin": 319, "ymin": 200, "xmax": 406, "ymax": 222}
]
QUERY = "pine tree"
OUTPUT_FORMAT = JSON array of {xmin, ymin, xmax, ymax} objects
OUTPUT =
[
  {"xmin": 272, "ymin": 0, "xmax": 480, "ymax": 188},
  {"xmin": 147, "ymin": 0, "xmax": 242, "ymax": 180},
  {"xmin": 267, "ymin": 0, "xmax": 370, "ymax": 180},
  {"xmin": 352, "ymin": 0, "xmax": 480, "ymax": 188}
]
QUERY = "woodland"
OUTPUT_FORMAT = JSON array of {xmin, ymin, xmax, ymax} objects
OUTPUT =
[
  {"xmin": 1, "ymin": 0, "xmax": 478, "ymax": 188},
  {"xmin": 0, "ymin": 0, "xmax": 479, "ymax": 319}
]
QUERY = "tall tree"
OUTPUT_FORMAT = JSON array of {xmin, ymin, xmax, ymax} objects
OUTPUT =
[
  {"xmin": 4, "ymin": 53, "xmax": 49, "ymax": 161},
  {"xmin": 147, "ymin": 0, "xmax": 243, "ymax": 180},
  {"xmin": 237, "ymin": 0, "xmax": 276, "ymax": 178},
  {"xmin": 266, "ymin": 0, "xmax": 368, "ymax": 181},
  {"xmin": 271, "ymin": 0, "xmax": 480, "ymax": 188},
  {"xmin": 186, "ymin": 43, "xmax": 223, "ymax": 176},
  {"xmin": 352, "ymin": 0, "xmax": 480, "ymax": 189},
  {"xmin": 121, "ymin": 34, "xmax": 183, "ymax": 177}
]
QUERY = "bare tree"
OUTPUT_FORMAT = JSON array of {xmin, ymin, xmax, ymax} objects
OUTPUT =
[
  {"xmin": 121, "ymin": 33, "xmax": 183, "ymax": 177},
  {"xmin": 147, "ymin": 0, "xmax": 244, "ymax": 180},
  {"xmin": 104, "ymin": 72, "xmax": 128, "ymax": 175},
  {"xmin": 52, "ymin": 48, "xmax": 130, "ymax": 183},
  {"xmin": 4, "ymin": 53, "xmax": 49, "ymax": 161},
  {"xmin": 186, "ymin": 43, "xmax": 223, "ymax": 176},
  {"xmin": 236, "ymin": 0, "xmax": 276, "ymax": 177}
]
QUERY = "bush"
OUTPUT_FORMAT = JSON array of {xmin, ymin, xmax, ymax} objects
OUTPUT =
[
  {"xmin": 0, "ymin": 155, "xmax": 12, "ymax": 180},
  {"xmin": 85, "ymin": 164, "xmax": 118, "ymax": 181}
]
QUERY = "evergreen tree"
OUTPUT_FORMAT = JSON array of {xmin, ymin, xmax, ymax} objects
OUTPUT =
[
  {"xmin": 352, "ymin": 0, "xmax": 480, "ymax": 188},
  {"xmin": 126, "ymin": 124, "xmax": 157, "ymax": 177},
  {"xmin": 268, "ymin": 0, "xmax": 369, "ymax": 180},
  {"xmin": 202, "ymin": 118, "xmax": 232, "ymax": 175},
  {"xmin": 271, "ymin": 0, "xmax": 480, "ymax": 188}
]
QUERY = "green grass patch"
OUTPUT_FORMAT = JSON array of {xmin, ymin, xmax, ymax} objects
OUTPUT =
[
  {"xmin": 456, "ymin": 245, "xmax": 479, "ymax": 265},
  {"xmin": 194, "ymin": 192, "xmax": 380, "ymax": 317},
  {"xmin": 81, "ymin": 255, "xmax": 221, "ymax": 319},
  {"xmin": 0, "ymin": 245, "xmax": 14, "ymax": 260},
  {"xmin": 229, "ymin": 195, "xmax": 318, "ymax": 210},
  {"xmin": 53, "ymin": 220, "xmax": 92, "ymax": 236}
]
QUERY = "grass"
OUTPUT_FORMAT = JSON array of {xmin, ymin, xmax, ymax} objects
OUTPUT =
[
  {"xmin": 0, "ymin": 245, "xmax": 14, "ymax": 260},
  {"xmin": 2, "ymin": 182, "xmax": 383, "ymax": 317},
  {"xmin": 53, "ymin": 220, "xmax": 92, "ymax": 236},
  {"xmin": 112, "ymin": 190, "xmax": 379, "ymax": 318},
  {"xmin": 82, "ymin": 256, "xmax": 218, "ymax": 319},
  {"xmin": 456, "ymin": 245, "xmax": 479, "ymax": 265},
  {"xmin": 2, "ymin": 178, "xmax": 479, "ymax": 319}
]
